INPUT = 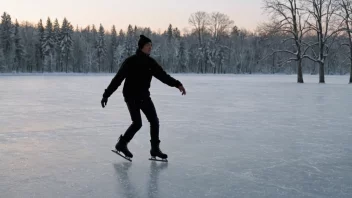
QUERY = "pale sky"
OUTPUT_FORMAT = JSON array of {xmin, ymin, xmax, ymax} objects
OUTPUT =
[{"xmin": 2, "ymin": 0, "xmax": 268, "ymax": 33}]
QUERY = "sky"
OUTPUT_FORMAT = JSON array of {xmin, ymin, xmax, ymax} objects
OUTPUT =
[{"xmin": 2, "ymin": 0, "xmax": 268, "ymax": 33}]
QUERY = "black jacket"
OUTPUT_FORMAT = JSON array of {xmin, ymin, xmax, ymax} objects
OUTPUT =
[{"xmin": 103, "ymin": 49, "xmax": 182, "ymax": 100}]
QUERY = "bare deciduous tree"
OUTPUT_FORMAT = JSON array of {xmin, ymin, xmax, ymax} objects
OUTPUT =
[
  {"xmin": 263, "ymin": 0, "xmax": 311, "ymax": 83},
  {"xmin": 188, "ymin": 11, "xmax": 209, "ymax": 46},
  {"xmin": 209, "ymin": 12, "xmax": 234, "ymax": 42},
  {"xmin": 338, "ymin": 0, "xmax": 352, "ymax": 83},
  {"xmin": 188, "ymin": 11, "xmax": 211, "ymax": 73},
  {"xmin": 303, "ymin": 0, "xmax": 344, "ymax": 83}
]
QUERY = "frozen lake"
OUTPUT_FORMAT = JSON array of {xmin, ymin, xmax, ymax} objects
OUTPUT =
[{"xmin": 1, "ymin": 74, "xmax": 352, "ymax": 198}]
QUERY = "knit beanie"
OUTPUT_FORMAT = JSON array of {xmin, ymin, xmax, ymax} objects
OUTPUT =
[{"xmin": 138, "ymin": 35, "xmax": 152, "ymax": 49}]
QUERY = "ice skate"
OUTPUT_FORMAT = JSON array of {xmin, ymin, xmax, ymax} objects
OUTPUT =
[
  {"xmin": 149, "ymin": 140, "xmax": 168, "ymax": 162},
  {"xmin": 112, "ymin": 135, "xmax": 133, "ymax": 162}
]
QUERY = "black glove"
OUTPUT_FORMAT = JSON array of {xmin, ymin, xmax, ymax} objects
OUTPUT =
[{"xmin": 101, "ymin": 97, "xmax": 108, "ymax": 108}]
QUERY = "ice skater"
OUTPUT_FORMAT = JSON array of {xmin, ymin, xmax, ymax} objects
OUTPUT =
[{"xmin": 101, "ymin": 35, "xmax": 186, "ymax": 161}]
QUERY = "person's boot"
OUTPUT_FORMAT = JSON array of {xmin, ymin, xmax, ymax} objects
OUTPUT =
[
  {"xmin": 150, "ymin": 140, "xmax": 167, "ymax": 159},
  {"xmin": 115, "ymin": 135, "xmax": 133, "ymax": 158}
]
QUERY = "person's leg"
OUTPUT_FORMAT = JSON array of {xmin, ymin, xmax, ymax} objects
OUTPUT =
[
  {"xmin": 123, "ymin": 100, "xmax": 143, "ymax": 142},
  {"xmin": 115, "ymin": 100, "xmax": 142, "ymax": 158},
  {"xmin": 140, "ymin": 98, "xmax": 167, "ymax": 159},
  {"xmin": 140, "ymin": 97, "xmax": 159, "ymax": 141}
]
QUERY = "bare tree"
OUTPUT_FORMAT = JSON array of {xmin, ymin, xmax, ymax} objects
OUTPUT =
[
  {"xmin": 338, "ymin": 0, "xmax": 352, "ymax": 83},
  {"xmin": 209, "ymin": 12, "xmax": 234, "ymax": 42},
  {"xmin": 303, "ymin": 0, "xmax": 344, "ymax": 83},
  {"xmin": 188, "ymin": 11, "xmax": 209, "ymax": 46},
  {"xmin": 263, "ymin": 0, "xmax": 311, "ymax": 83},
  {"xmin": 188, "ymin": 11, "xmax": 210, "ymax": 73},
  {"xmin": 206, "ymin": 12, "xmax": 234, "ymax": 73}
]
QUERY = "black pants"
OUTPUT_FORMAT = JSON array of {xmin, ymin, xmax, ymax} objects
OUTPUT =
[{"xmin": 122, "ymin": 97, "xmax": 159, "ymax": 142}]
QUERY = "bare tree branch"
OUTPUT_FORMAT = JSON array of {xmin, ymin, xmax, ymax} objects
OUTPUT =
[{"xmin": 303, "ymin": 54, "xmax": 319, "ymax": 62}]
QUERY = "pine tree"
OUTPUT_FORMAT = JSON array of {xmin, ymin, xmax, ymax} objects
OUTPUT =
[
  {"xmin": 117, "ymin": 29, "xmax": 125, "ymax": 53},
  {"xmin": 173, "ymin": 27, "xmax": 181, "ymax": 40},
  {"xmin": 21, "ymin": 22, "xmax": 36, "ymax": 73},
  {"xmin": 178, "ymin": 39, "xmax": 188, "ymax": 73},
  {"xmin": 1, "ymin": 12, "xmax": 13, "ymax": 71},
  {"xmin": 97, "ymin": 24, "xmax": 107, "ymax": 72},
  {"xmin": 166, "ymin": 24, "xmax": 175, "ymax": 71},
  {"xmin": 72, "ymin": 27, "xmax": 84, "ymax": 72},
  {"xmin": 134, "ymin": 25, "xmax": 139, "ymax": 43},
  {"xmin": 167, "ymin": 24, "xmax": 173, "ymax": 44},
  {"xmin": 43, "ymin": 17, "xmax": 54, "ymax": 72},
  {"xmin": 53, "ymin": 18, "xmax": 61, "ymax": 72},
  {"xmin": 60, "ymin": 17, "xmax": 73, "ymax": 73},
  {"xmin": 118, "ymin": 29, "xmax": 125, "ymax": 45},
  {"xmin": 14, "ymin": 19, "xmax": 25, "ymax": 72},
  {"xmin": 143, "ymin": 27, "xmax": 152, "ymax": 37},
  {"xmin": 36, "ymin": 19, "xmax": 45, "ymax": 72},
  {"xmin": 116, "ymin": 29, "xmax": 126, "ymax": 68},
  {"xmin": 1, "ymin": 12, "xmax": 13, "ymax": 55},
  {"xmin": 0, "ymin": 49, "xmax": 5, "ymax": 72},
  {"xmin": 115, "ymin": 44, "xmax": 126, "ymax": 70},
  {"xmin": 110, "ymin": 25, "xmax": 118, "ymax": 72},
  {"xmin": 89, "ymin": 24, "xmax": 98, "ymax": 72},
  {"xmin": 91, "ymin": 24, "xmax": 97, "ymax": 46},
  {"xmin": 125, "ymin": 25, "xmax": 134, "ymax": 57}
]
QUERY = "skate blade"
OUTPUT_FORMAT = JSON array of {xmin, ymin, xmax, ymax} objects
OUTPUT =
[
  {"xmin": 149, "ymin": 157, "xmax": 168, "ymax": 162},
  {"xmin": 111, "ymin": 150, "xmax": 132, "ymax": 162}
]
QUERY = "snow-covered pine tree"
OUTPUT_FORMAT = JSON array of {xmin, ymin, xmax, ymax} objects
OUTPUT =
[
  {"xmin": 36, "ymin": 19, "xmax": 45, "ymax": 72},
  {"xmin": 166, "ymin": 24, "xmax": 174, "ymax": 71},
  {"xmin": 125, "ymin": 25, "xmax": 135, "ymax": 57},
  {"xmin": 111, "ymin": 29, "xmax": 126, "ymax": 70},
  {"xmin": 173, "ymin": 27, "xmax": 181, "ymax": 40},
  {"xmin": 1, "ymin": 12, "xmax": 14, "ymax": 72},
  {"xmin": 60, "ymin": 17, "xmax": 73, "ymax": 73},
  {"xmin": 97, "ymin": 24, "xmax": 107, "ymax": 72},
  {"xmin": 118, "ymin": 29, "xmax": 125, "ymax": 45},
  {"xmin": 53, "ymin": 18, "xmax": 61, "ymax": 72},
  {"xmin": 89, "ymin": 24, "xmax": 98, "ymax": 72},
  {"xmin": 143, "ymin": 27, "xmax": 152, "ymax": 37},
  {"xmin": 0, "ymin": 50, "xmax": 5, "ymax": 72},
  {"xmin": 110, "ymin": 25, "xmax": 118, "ymax": 73},
  {"xmin": 14, "ymin": 19, "xmax": 25, "ymax": 72},
  {"xmin": 21, "ymin": 22, "xmax": 36, "ymax": 73},
  {"xmin": 81, "ymin": 26, "xmax": 91, "ymax": 73},
  {"xmin": 72, "ymin": 26, "xmax": 84, "ymax": 73},
  {"xmin": 167, "ymin": 24, "xmax": 173, "ymax": 44},
  {"xmin": 177, "ymin": 39, "xmax": 188, "ymax": 73},
  {"xmin": 43, "ymin": 17, "xmax": 54, "ymax": 72},
  {"xmin": 134, "ymin": 25, "xmax": 140, "ymax": 45},
  {"xmin": 114, "ymin": 44, "xmax": 126, "ymax": 70}
]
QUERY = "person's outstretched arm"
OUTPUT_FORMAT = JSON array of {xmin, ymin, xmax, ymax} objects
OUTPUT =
[
  {"xmin": 103, "ymin": 58, "xmax": 130, "ymax": 98},
  {"xmin": 151, "ymin": 59, "xmax": 186, "ymax": 95}
]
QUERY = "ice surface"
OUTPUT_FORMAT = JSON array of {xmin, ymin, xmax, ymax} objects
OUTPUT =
[{"xmin": 1, "ymin": 74, "xmax": 352, "ymax": 198}]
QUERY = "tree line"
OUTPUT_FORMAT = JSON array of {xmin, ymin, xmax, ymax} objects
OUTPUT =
[{"xmin": 0, "ymin": 1, "xmax": 352, "ymax": 83}]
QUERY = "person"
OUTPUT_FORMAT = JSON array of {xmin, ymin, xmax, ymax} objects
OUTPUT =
[{"xmin": 101, "ymin": 35, "xmax": 186, "ymax": 161}]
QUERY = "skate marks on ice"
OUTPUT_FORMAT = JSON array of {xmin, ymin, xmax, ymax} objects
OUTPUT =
[
  {"xmin": 1, "ymin": 75, "xmax": 352, "ymax": 197},
  {"xmin": 113, "ymin": 161, "xmax": 168, "ymax": 198}
]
